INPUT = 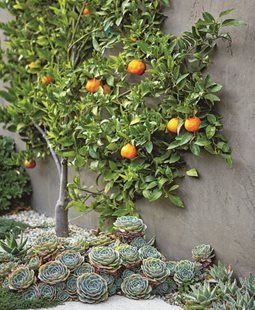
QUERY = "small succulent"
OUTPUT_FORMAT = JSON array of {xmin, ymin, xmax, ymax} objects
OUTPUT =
[
  {"xmin": 108, "ymin": 283, "xmax": 117, "ymax": 296},
  {"xmin": 38, "ymin": 261, "xmax": 70, "ymax": 284},
  {"xmin": 191, "ymin": 244, "xmax": 215, "ymax": 267},
  {"xmin": 37, "ymin": 283, "xmax": 57, "ymax": 300},
  {"xmin": 22, "ymin": 285, "xmax": 39, "ymax": 301},
  {"xmin": 56, "ymin": 250, "xmax": 84, "ymax": 270},
  {"xmin": 117, "ymin": 244, "xmax": 140, "ymax": 267},
  {"xmin": 152, "ymin": 279, "xmax": 176, "ymax": 296},
  {"xmin": 27, "ymin": 255, "xmax": 42, "ymax": 270},
  {"xmin": 121, "ymin": 274, "xmax": 152, "ymax": 300},
  {"xmin": 174, "ymin": 260, "xmax": 195, "ymax": 284},
  {"xmin": 54, "ymin": 281, "xmax": 66, "ymax": 291},
  {"xmin": 77, "ymin": 272, "xmax": 108, "ymax": 303},
  {"xmin": 113, "ymin": 216, "xmax": 147, "ymax": 234},
  {"xmin": 141, "ymin": 257, "xmax": 170, "ymax": 284},
  {"xmin": 0, "ymin": 261, "xmax": 18, "ymax": 278},
  {"xmin": 99, "ymin": 272, "xmax": 116, "ymax": 296},
  {"xmin": 56, "ymin": 289, "xmax": 72, "ymax": 302},
  {"xmin": 115, "ymin": 276, "xmax": 123, "ymax": 290},
  {"xmin": 88, "ymin": 234, "xmax": 113, "ymax": 247},
  {"xmin": 130, "ymin": 237, "xmax": 148, "ymax": 249},
  {"xmin": 138, "ymin": 245, "xmax": 164, "ymax": 260},
  {"xmin": 8, "ymin": 266, "xmax": 35, "ymax": 290},
  {"xmin": 226, "ymin": 291, "xmax": 255, "ymax": 310},
  {"xmin": 66, "ymin": 239, "xmax": 89, "ymax": 252},
  {"xmin": 166, "ymin": 261, "xmax": 177, "ymax": 276},
  {"xmin": 73, "ymin": 263, "xmax": 95, "ymax": 277},
  {"xmin": 66, "ymin": 275, "xmax": 78, "ymax": 295},
  {"xmin": 121, "ymin": 268, "xmax": 139, "ymax": 279},
  {"xmin": 34, "ymin": 234, "xmax": 58, "ymax": 257},
  {"xmin": 240, "ymin": 273, "xmax": 255, "ymax": 296},
  {"xmin": 209, "ymin": 262, "xmax": 233, "ymax": 283},
  {"xmin": 0, "ymin": 232, "xmax": 30, "ymax": 258},
  {"xmin": 89, "ymin": 246, "xmax": 121, "ymax": 272},
  {"xmin": 0, "ymin": 252, "xmax": 13, "ymax": 263},
  {"xmin": 218, "ymin": 279, "xmax": 238, "ymax": 299}
]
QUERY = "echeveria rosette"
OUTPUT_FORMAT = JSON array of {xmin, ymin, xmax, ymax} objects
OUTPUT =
[
  {"xmin": 73, "ymin": 262, "xmax": 95, "ymax": 277},
  {"xmin": 66, "ymin": 239, "xmax": 89, "ymax": 253},
  {"xmin": 141, "ymin": 258, "xmax": 170, "ymax": 284},
  {"xmin": 152, "ymin": 279, "xmax": 176, "ymax": 296},
  {"xmin": 113, "ymin": 216, "xmax": 147, "ymax": 234},
  {"xmin": 77, "ymin": 272, "xmax": 108, "ymax": 304},
  {"xmin": 89, "ymin": 246, "xmax": 121, "ymax": 272},
  {"xmin": 138, "ymin": 245, "xmax": 164, "ymax": 260},
  {"xmin": 56, "ymin": 289, "xmax": 72, "ymax": 302},
  {"xmin": 37, "ymin": 282, "xmax": 57, "ymax": 300},
  {"xmin": 8, "ymin": 266, "xmax": 35, "ymax": 290},
  {"xmin": 166, "ymin": 261, "xmax": 177, "ymax": 276},
  {"xmin": 56, "ymin": 250, "xmax": 84, "ymax": 270},
  {"xmin": 121, "ymin": 274, "xmax": 152, "ymax": 300},
  {"xmin": 117, "ymin": 244, "xmax": 140, "ymax": 267},
  {"xmin": 88, "ymin": 234, "xmax": 113, "ymax": 247},
  {"xmin": 130, "ymin": 237, "xmax": 148, "ymax": 249},
  {"xmin": 38, "ymin": 261, "xmax": 70, "ymax": 284},
  {"xmin": 27, "ymin": 255, "xmax": 42, "ymax": 271},
  {"xmin": 174, "ymin": 260, "xmax": 195, "ymax": 284},
  {"xmin": 66, "ymin": 275, "xmax": 78, "ymax": 295},
  {"xmin": 22, "ymin": 285, "xmax": 39, "ymax": 301},
  {"xmin": 34, "ymin": 234, "xmax": 58, "ymax": 257},
  {"xmin": 191, "ymin": 244, "xmax": 215, "ymax": 267}
]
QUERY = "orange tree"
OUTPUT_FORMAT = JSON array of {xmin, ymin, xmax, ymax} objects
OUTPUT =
[{"xmin": 0, "ymin": 1, "xmax": 245, "ymax": 231}]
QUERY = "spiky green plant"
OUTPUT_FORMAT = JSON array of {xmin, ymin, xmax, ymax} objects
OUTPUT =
[
  {"xmin": 89, "ymin": 246, "xmax": 121, "ymax": 272},
  {"xmin": 209, "ymin": 262, "xmax": 233, "ymax": 283},
  {"xmin": 226, "ymin": 291, "xmax": 255, "ymax": 310},
  {"xmin": 0, "ymin": 232, "xmax": 30, "ymax": 258},
  {"xmin": 174, "ymin": 260, "xmax": 195, "ymax": 284},
  {"xmin": 56, "ymin": 250, "xmax": 84, "ymax": 270},
  {"xmin": 152, "ymin": 279, "xmax": 176, "ymax": 296},
  {"xmin": 8, "ymin": 266, "xmax": 35, "ymax": 290},
  {"xmin": 22, "ymin": 285, "xmax": 39, "ymax": 301},
  {"xmin": 240, "ymin": 274, "xmax": 255, "ymax": 296},
  {"xmin": 38, "ymin": 261, "xmax": 70, "ymax": 285},
  {"xmin": 121, "ymin": 274, "xmax": 152, "ymax": 300},
  {"xmin": 166, "ymin": 261, "xmax": 177, "ymax": 276},
  {"xmin": 113, "ymin": 216, "xmax": 147, "ymax": 234},
  {"xmin": 27, "ymin": 256, "xmax": 42, "ymax": 271},
  {"xmin": 218, "ymin": 279, "xmax": 238, "ymax": 299},
  {"xmin": 192, "ymin": 244, "xmax": 215, "ymax": 267},
  {"xmin": 73, "ymin": 263, "xmax": 95, "ymax": 277},
  {"xmin": 65, "ymin": 275, "xmax": 78, "ymax": 295},
  {"xmin": 141, "ymin": 257, "xmax": 170, "ymax": 284},
  {"xmin": 77, "ymin": 272, "xmax": 108, "ymax": 304},
  {"xmin": 37, "ymin": 283, "xmax": 56, "ymax": 300},
  {"xmin": 34, "ymin": 234, "xmax": 58, "ymax": 257},
  {"xmin": 138, "ymin": 245, "xmax": 164, "ymax": 260},
  {"xmin": 117, "ymin": 244, "xmax": 140, "ymax": 267}
]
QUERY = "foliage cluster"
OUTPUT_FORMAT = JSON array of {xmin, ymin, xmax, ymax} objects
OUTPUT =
[{"xmin": 0, "ymin": 218, "xmax": 29, "ymax": 239}]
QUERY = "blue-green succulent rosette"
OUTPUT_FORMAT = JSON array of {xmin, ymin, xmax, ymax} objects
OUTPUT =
[
  {"xmin": 27, "ymin": 255, "xmax": 42, "ymax": 271},
  {"xmin": 56, "ymin": 250, "xmax": 84, "ymax": 271},
  {"xmin": 37, "ymin": 283, "xmax": 56, "ymax": 300},
  {"xmin": 89, "ymin": 246, "xmax": 122, "ymax": 273},
  {"xmin": 22, "ymin": 284, "xmax": 39, "ymax": 301},
  {"xmin": 166, "ymin": 261, "xmax": 177, "ymax": 276},
  {"xmin": 73, "ymin": 263, "xmax": 95, "ymax": 277},
  {"xmin": 117, "ymin": 244, "xmax": 140, "ymax": 267},
  {"xmin": 130, "ymin": 237, "xmax": 148, "ymax": 249},
  {"xmin": 113, "ymin": 216, "xmax": 147, "ymax": 234},
  {"xmin": 191, "ymin": 244, "xmax": 215, "ymax": 267},
  {"xmin": 174, "ymin": 260, "xmax": 195, "ymax": 284},
  {"xmin": 138, "ymin": 245, "xmax": 165, "ymax": 260},
  {"xmin": 65, "ymin": 275, "xmax": 78, "ymax": 295},
  {"xmin": 38, "ymin": 261, "xmax": 70, "ymax": 285},
  {"xmin": 56, "ymin": 289, "xmax": 72, "ymax": 302},
  {"xmin": 33, "ymin": 234, "xmax": 58, "ymax": 257},
  {"xmin": 152, "ymin": 279, "xmax": 176, "ymax": 296},
  {"xmin": 77, "ymin": 272, "xmax": 108, "ymax": 303},
  {"xmin": 8, "ymin": 266, "xmax": 35, "ymax": 290},
  {"xmin": 121, "ymin": 274, "xmax": 152, "ymax": 300},
  {"xmin": 141, "ymin": 258, "xmax": 170, "ymax": 284}
]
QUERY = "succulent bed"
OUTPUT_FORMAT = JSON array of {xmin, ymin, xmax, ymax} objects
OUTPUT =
[{"xmin": 0, "ymin": 215, "xmax": 254, "ymax": 309}]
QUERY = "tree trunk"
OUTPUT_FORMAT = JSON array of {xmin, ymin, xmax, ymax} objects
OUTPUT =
[{"xmin": 55, "ymin": 158, "xmax": 69, "ymax": 237}]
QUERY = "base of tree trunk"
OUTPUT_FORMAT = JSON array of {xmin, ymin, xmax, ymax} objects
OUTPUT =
[{"xmin": 55, "ymin": 202, "xmax": 69, "ymax": 237}]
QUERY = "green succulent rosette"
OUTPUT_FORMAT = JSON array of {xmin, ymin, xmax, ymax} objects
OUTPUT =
[
  {"xmin": 22, "ymin": 284, "xmax": 39, "ymax": 301},
  {"xmin": 138, "ymin": 245, "xmax": 164, "ymax": 260},
  {"xmin": 89, "ymin": 246, "xmax": 121, "ymax": 272},
  {"xmin": 113, "ymin": 216, "xmax": 147, "ymax": 234},
  {"xmin": 141, "ymin": 258, "xmax": 170, "ymax": 284},
  {"xmin": 174, "ymin": 260, "xmax": 195, "ymax": 284},
  {"xmin": 121, "ymin": 274, "xmax": 152, "ymax": 300},
  {"xmin": 152, "ymin": 279, "xmax": 176, "ymax": 296},
  {"xmin": 8, "ymin": 266, "xmax": 35, "ymax": 290},
  {"xmin": 56, "ymin": 289, "xmax": 71, "ymax": 302},
  {"xmin": 88, "ymin": 234, "xmax": 113, "ymax": 247},
  {"xmin": 122, "ymin": 268, "xmax": 139, "ymax": 279},
  {"xmin": 37, "ymin": 283, "xmax": 57, "ymax": 299},
  {"xmin": 77, "ymin": 272, "xmax": 108, "ymax": 304},
  {"xmin": 117, "ymin": 244, "xmax": 140, "ymax": 267},
  {"xmin": 56, "ymin": 250, "xmax": 84, "ymax": 270},
  {"xmin": 73, "ymin": 263, "xmax": 95, "ymax": 277},
  {"xmin": 34, "ymin": 234, "xmax": 58, "ymax": 257},
  {"xmin": 38, "ymin": 261, "xmax": 70, "ymax": 284},
  {"xmin": 166, "ymin": 261, "xmax": 177, "ymax": 276},
  {"xmin": 27, "ymin": 255, "xmax": 42, "ymax": 270},
  {"xmin": 130, "ymin": 237, "xmax": 148, "ymax": 249},
  {"xmin": 54, "ymin": 281, "xmax": 66, "ymax": 290},
  {"xmin": 66, "ymin": 239, "xmax": 89, "ymax": 252},
  {"xmin": 66, "ymin": 275, "xmax": 78, "ymax": 295},
  {"xmin": 191, "ymin": 244, "xmax": 215, "ymax": 265}
]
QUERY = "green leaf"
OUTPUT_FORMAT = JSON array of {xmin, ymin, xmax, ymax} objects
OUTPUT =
[
  {"xmin": 106, "ymin": 76, "xmax": 114, "ymax": 86},
  {"xmin": 137, "ymin": 41, "xmax": 151, "ymax": 54},
  {"xmin": 222, "ymin": 19, "xmax": 247, "ymax": 27},
  {"xmin": 68, "ymin": 201, "xmax": 85, "ymax": 212},
  {"xmin": 202, "ymin": 12, "xmax": 215, "ymax": 22},
  {"xmin": 206, "ymin": 125, "xmax": 216, "ymax": 139},
  {"xmin": 130, "ymin": 117, "xmax": 140, "ymax": 125},
  {"xmin": 190, "ymin": 144, "xmax": 200, "ymax": 156},
  {"xmin": 186, "ymin": 168, "xmax": 199, "ymax": 177},
  {"xmin": 204, "ymin": 94, "xmax": 220, "ymax": 102},
  {"xmin": 176, "ymin": 73, "xmax": 189, "ymax": 85},
  {"xmin": 169, "ymin": 194, "xmax": 184, "ymax": 208},
  {"xmin": 145, "ymin": 142, "xmax": 153, "ymax": 153},
  {"xmin": 92, "ymin": 36, "xmax": 100, "ymax": 51},
  {"xmin": 219, "ymin": 9, "xmax": 235, "ymax": 18}
]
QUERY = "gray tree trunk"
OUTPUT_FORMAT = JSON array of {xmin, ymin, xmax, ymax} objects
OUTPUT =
[{"xmin": 55, "ymin": 158, "xmax": 69, "ymax": 237}]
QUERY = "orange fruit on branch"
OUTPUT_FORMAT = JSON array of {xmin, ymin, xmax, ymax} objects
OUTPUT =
[
  {"xmin": 85, "ymin": 79, "xmax": 101, "ymax": 93},
  {"xmin": 127, "ymin": 59, "xmax": 146, "ymax": 75},
  {"xmin": 42, "ymin": 75, "xmax": 54, "ymax": 85},
  {"xmin": 184, "ymin": 117, "xmax": 201, "ymax": 132},
  {"xmin": 130, "ymin": 36, "xmax": 138, "ymax": 42},
  {"xmin": 167, "ymin": 118, "xmax": 180, "ymax": 133},
  {"xmin": 121, "ymin": 143, "xmax": 137, "ymax": 159},
  {"xmin": 24, "ymin": 160, "xmax": 36, "ymax": 169},
  {"xmin": 82, "ymin": 8, "xmax": 91, "ymax": 15}
]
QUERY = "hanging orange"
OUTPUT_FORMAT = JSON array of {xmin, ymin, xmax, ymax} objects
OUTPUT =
[
  {"xmin": 127, "ymin": 59, "xmax": 146, "ymax": 75},
  {"xmin": 167, "ymin": 118, "xmax": 180, "ymax": 133},
  {"xmin": 82, "ymin": 8, "xmax": 91, "ymax": 15},
  {"xmin": 121, "ymin": 144, "xmax": 137, "ymax": 159},
  {"xmin": 85, "ymin": 79, "xmax": 101, "ymax": 93},
  {"xmin": 130, "ymin": 36, "xmax": 138, "ymax": 42},
  {"xmin": 42, "ymin": 75, "xmax": 54, "ymax": 85},
  {"xmin": 24, "ymin": 160, "xmax": 36, "ymax": 169},
  {"xmin": 184, "ymin": 117, "xmax": 201, "ymax": 132}
]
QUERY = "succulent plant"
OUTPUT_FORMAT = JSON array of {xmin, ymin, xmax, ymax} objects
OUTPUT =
[
  {"xmin": 99, "ymin": 272, "xmax": 117, "ymax": 296},
  {"xmin": 22, "ymin": 285, "xmax": 39, "ymax": 301},
  {"xmin": 191, "ymin": 244, "xmax": 215, "ymax": 267},
  {"xmin": 117, "ymin": 244, "xmax": 140, "ymax": 267},
  {"xmin": 209, "ymin": 262, "xmax": 233, "ymax": 283},
  {"xmin": 73, "ymin": 262, "xmax": 95, "ymax": 277},
  {"xmin": 66, "ymin": 275, "xmax": 78, "ymax": 295},
  {"xmin": 56, "ymin": 289, "xmax": 71, "ymax": 302},
  {"xmin": 138, "ymin": 245, "xmax": 164, "ymax": 260},
  {"xmin": 152, "ymin": 278, "xmax": 176, "ymax": 296},
  {"xmin": 54, "ymin": 281, "xmax": 66, "ymax": 291},
  {"xmin": 240, "ymin": 274, "xmax": 255, "ymax": 296},
  {"xmin": 67, "ymin": 239, "xmax": 89, "ymax": 252},
  {"xmin": 27, "ymin": 255, "xmax": 42, "ymax": 270},
  {"xmin": 121, "ymin": 268, "xmax": 139, "ymax": 279},
  {"xmin": 226, "ymin": 291, "xmax": 255, "ymax": 310},
  {"xmin": 0, "ymin": 261, "xmax": 18, "ymax": 278},
  {"xmin": 88, "ymin": 234, "xmax": 113, "ymax": 247},
  {"xmin": 56, "ymin": 250, "xmax": 84, "ymax": 270},
  {"xmin": 89, "ymin": 246, "xmax": 121, "ymax": 272},
  {"xmin": 1, "ymin": 277, "xmax": 9, "ymax": 289},
  {"xmin": 218, "ymin": 279, "xmax": 238, "ymax": 299},
  {"xmin": 174, "ymin": 260, "xmax": 195, "ymax": 284},
  {"xmin": 0, "ymin": 252, "xmax": 13, "ymax": 263},
  {"xmin": 141, "ymin": 257, "xmax": 170, "ymax": 284},
  {"xmin": 183, "ymin": 282, "xmax": 218, "ymax": 308},
  {"xmin": 8, "ymin": 266, "xmax": 35, "ymax": 290},
  {"xmin": 166, "ymin": 261, "xmax": 177, "ymax": 276},
  {"xmin": 38, "ymin": 261, "xmax": 70, "ymax": 284},
  {"xmin": 37, "ymin": 283, "xmax": 57, "ymax": 300},
  {"xmin": 77, "ymin": 272, "xmax": 108, "ymax": 303},
  {"xmin": 0, "ymin": 232, "xmax": 30, "ymax": 258},
  {"xmin": 34, "ymin": 234, "xmax": 58, "ymax": 257},
  {"xmin": 113, "ymin": 216, "xmax": 147, "ymax": 234},
  {"xmin": 130, "ymin": 237, "xmax": 148, "ymax": 249},
  {"xmin": 121, "ymin": 274, "xmax": 152, "ymax": 300},
  {"xmin": 115, "ymin": 276, "xmax": 123, "ymax": 290}
]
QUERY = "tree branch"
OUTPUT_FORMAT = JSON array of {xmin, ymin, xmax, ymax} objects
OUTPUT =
[{"xmin": 33, "ymin": 122, "xmax": 61, "ymax": 177}]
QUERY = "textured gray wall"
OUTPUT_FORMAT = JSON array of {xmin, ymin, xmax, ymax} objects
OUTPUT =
[{"xmin": 1, "ymin": 1, "xmax": 255, "ymax": 276}]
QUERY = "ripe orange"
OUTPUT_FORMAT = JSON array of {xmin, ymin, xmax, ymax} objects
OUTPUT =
[
  {"xmin": 85, "ymin": 79, "xmax": 101, "ymax": 93},
  {"xmin": 24, "ymin": 160, "xmax": 36, "ymax": 169},
  {"xmin": 103, "ymin": 84, "xmax": 110, "ymax": 95},
  {"xmin": 130, "ymin": 36, "xmax": 138, "ymax": 42},
  {"xmin": 167, "ymin": 118, "xmax": 180, "ymax": 133},
  {"xmin": 184, "ymin": 117, "xmax": 201, "ymax": 132},
  {"xmin": 127, "ymin": 59, "xmax": 146, "ymax": 75},
  {"xmin": 121, "ymin": 144, "xmax": 137, "ymax": 159},
  {"xmin": 82, "ymin": 8, "xmax": 91, "ymax": 15},
  {"xmin": 42, "ymin": 75, "xmax": 54, "ymax": 85}
]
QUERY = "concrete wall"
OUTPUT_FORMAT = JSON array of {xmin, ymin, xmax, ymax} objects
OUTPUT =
[{"xmin": 1, "ymin": 1, "xmax": 255, "ymax": 276}]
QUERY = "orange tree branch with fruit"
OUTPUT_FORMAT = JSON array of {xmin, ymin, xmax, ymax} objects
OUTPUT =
[{"xmin": 0, "ymin": 1, "xmax": 245, "ymax": 230}]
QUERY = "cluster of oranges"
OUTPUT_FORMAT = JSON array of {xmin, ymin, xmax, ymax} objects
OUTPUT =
[{"xmin": 167, "ymin": 117, "xmax": 201, "ymax": 133}]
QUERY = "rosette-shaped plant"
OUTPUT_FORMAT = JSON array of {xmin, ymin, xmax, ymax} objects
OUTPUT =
[
  {"xmin": 8, "ymin": 266, "xmax": 35, "ymax": 290},
  {"xmin": 34, "ymin": 234, "xmax": 58, "ymax": 257},
  {"xmin": 121, "ymin": 274, "xmax": 152, "ymax": 300},
  {"xmin": 56, "ymin": 250, "xmax": 84, "ymax": 270},
  {"xmin": 56, "ymin": 289, "xmax": 71, "ymax": 302},
  {"xmin": 152, "ymin": 279, "xmax": 176, "ymax": 296},
  {"xmin": 130, "ymin": 237, "xmax": 147, "ymax": 249},
  {"xmin": 166, "ymin": 261, "xmax": 177, "ymax": 276},
  {"xmin": 89, "ymin": 234, "xmax": 113, "ymax": 247},
  {"xmin": 138, "ymin": 245, "xmax": 164, "ymax": 260},
  {"xmin": 113, "ymin": 216, "xmax": 147, "ymax": 235},
  {"xmin": 67, "ymin": 239, "xmax": 89, "ymax": 253},
  {"xmin": 117, "ymin": 244, "xmax": 140, "ymax": 267},
  {"xmin": 54, "ymin": 281, "xmax": 66, "ymax": 290},
  {"xmin": 1, "ymin": 277, "xmax": 9, "ymax": 289},
  {"xmin": 22, "ymin": 285, "xmax": 39, "ymax": 301},
  {"xmin": 38, "ymin": 261, "xmax": 70, "ymax": 284},
  {"xmin": 37, "ymin": 283, "xmax": 57, "ymax": 300},
  {"xmin": 89, "ymin": 246, "xmax": 121, "ymax": 272},
  {"xmin": 73, "ymin": 263, "xmax": 95, "ymax": 277},
  {"xmin": 0, "ymin": 261, "xmax": 18, "ymax": 278},
  {"xmin": 174, "ymin": 260, "xmax": 195, "ymax": 284},
  {"xmin": 77, "ymin": 272, "xmax": 108, "ymax": 303},
  {"xmin": 141, "ymin": 258, "xmax": 170, "ymax": 284},
  {"xmin": 66, "ymin": 275, "xmax": 78, "ymax": 295},
  {"xmin": 99, "ymin": 272, "xmax": 116, "ymax": 296},
  {"xmin": 27, "ymin": 255, "xmax": 42, "ymax": 271},
  {"xmin": 192, "ymin": 244, "xmax": 215, "ymax": 267}
]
